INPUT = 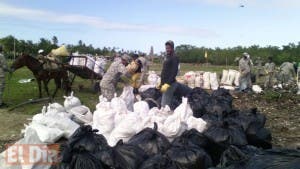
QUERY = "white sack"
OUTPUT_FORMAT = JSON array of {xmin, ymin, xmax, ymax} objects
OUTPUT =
[
  {"xmin": 64, "ymin": 91, "xmax": 81, "ymax": 111},
  {"xmin": 210, "ymin": 72, "xmax": 219, "ymax": 90},
  {"xmin": 147, "ymin": 71, "xmax": 160, "ymax": 85},
  {"xmin": 32, "ymin": 112, "xmax": 79, "ymax": 139},
  {"xmin": 25, "ymin": 123, "xmax": 64, "ymax": 143},
  {"xmin": 86, "ymin": 55, "xmax": 95, "ymax": 70},
  {"xmin": 234, "ymin": 72, "xmax": 240, "ymax": 86},
  {"xmin": 186, "ymin": 116, "xmax": 207, "ymax": 132},
  {"xmin": 138, "ymin": 85, "xmax": 156, "ymax": 93},
  {"xmin": 221, "ymin": 70, "xmax": 228, "ymax": 84},
  {"xmin": 173, "ymin": 97, "xmax": 193, "ymax": 122},
  {"xmin": 111, "ymin": 95, "xmax": 128, "ymax": 114},
  {"xmin": 252, "ymin": 85, "xmax": 263, "ymax": 94},
  {"xmin": 203, "ymin": 72, "xmax": 211, "ymax": 89},
  {"xmin": 68, "ymin": 105, "xmax": 93, "ymax": 124},
  {"xmin": 133, "ymin": 101, "xmax": 149, "ymax": 117},
  {"xmin": 120, "ymin": 86, "xmax": 135, "ymax": 112},
  {"xmin": 184, "ymin": 71, "xmax": 196, "ymax": 88},
  {"xmin": 108, "ymin": 114, "xmax": 141, "ymax": 146},
  {"xmin": 224, "ymin": 69, "xmax": 237, "ymax": 86},
  {"xmin": 93, "ymin": 102, "xmax": 115, "ymax": 137}
]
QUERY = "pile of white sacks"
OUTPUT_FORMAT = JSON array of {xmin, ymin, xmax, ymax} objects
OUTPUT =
[
  {"xmin": 19, "ymin": 92, "xmax": 94, "ymax": 144},
  {"xmin": 2, "ymin": 86, "xmax": 207, "ymax": 150},
  {"xmin": 182, "ymin": 71, "xmax": 219, "ymax": 90},
  {"xmin": 220, "ymin": 69, "xmax": 263, "ymax": 93},
  {"xmin": 93, "ymin": 86, "xmax": 207, "ymax": 146},
  {"xmin": 69, "ymin": 52, "xmax": 107, "ymax": 76},
  {"xmin": 220, "ymin": 69, "xmax": 240, "ymax": 89}
]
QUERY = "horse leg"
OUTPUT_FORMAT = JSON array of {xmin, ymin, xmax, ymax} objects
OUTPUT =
[
  {"xmin": 43, "ymin": 80, "xmax": 50, "ymax": 97},
  {"xmin": 52, "ymin": 78, "xmax": 60, "ymax": 98},
  {"xmin": 37, "ymin": 80, "xmax": 42, "ymax": 98}
]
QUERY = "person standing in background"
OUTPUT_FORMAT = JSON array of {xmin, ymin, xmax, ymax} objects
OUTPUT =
[
  {"xmin": 0, "ymin": 45, "xmax": 12, "ymax": 108},
  {"xmin": 264, "ymin": 57, "xmax": 276, "ymax": 89},
  {"xmin": 239, "ymin": 52, "xmax": 251, "ymax": 92}
]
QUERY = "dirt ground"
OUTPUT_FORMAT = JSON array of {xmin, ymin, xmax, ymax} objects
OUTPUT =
[
  {"xmin": 232, "ymin": 90, "xmax": 300, "ymax": 149},
  {"xmin": 0, "ymin": 90, "xmax": 299, "ymax": 152}
]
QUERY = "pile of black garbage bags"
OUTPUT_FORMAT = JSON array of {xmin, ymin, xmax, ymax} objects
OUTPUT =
[{"xmin": 51, "ymin": 88, "xmax": 300, "ymax": 169}]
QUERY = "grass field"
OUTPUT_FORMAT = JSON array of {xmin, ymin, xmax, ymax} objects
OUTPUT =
[{"xmin": 0, "ymin": 62, "xmax": 299, "ymax": 151}]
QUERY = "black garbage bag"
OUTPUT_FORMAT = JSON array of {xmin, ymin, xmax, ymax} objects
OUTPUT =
[
  {"xmin": 70, "ymin": 152, "xmax": 105, "ymax": 169},
  {"xmin": 215, "ymin": 146, "xmax": 300, "ymax": 169},
  {"xmin": 224, "ymin": 108, "xmax": 271, "ymax": 149},
  {"xmin": 187, "ymin": 87, "xmax": 211, "ymax": 118},
  {"xmin": 174, "ymin": 83, "xmax": 192, "ymax": 98},
  {"xmin": 207, "ymin": 88, "xmax": 233, "ymax": 115},
  {"xmin": 172, "ymin": 128, "xmax": 223, "ymax": 166},
  {"xmin": 60, "ymin": 125, "xmax": 108, "ymax": 163},
  {"xmin": 139, "ymin": 154, "xmax": 180, "ymax": 169},
  {"xmin": 97, "ymin": 140, "xmax": 148, "ymax": 169},
  {"xmin": 205, "ymin": 99, "xmax": 232, "ymax": 116},
  {"xmin": 204, "ymin": 120, "xmax": 248, "ymax": 147},
  {"xmin": 211, "ymin": 88, "xmax": 233, "ymax": 105},
  {"xmin": 166, "ymin": 143, "xmax": 212, "ymax": 169},
  {"xmin": 170, "ymin": 96, "xmax": 182, "ymax": 110},
  {"xmin": 172, "ymin": 129, "xmax": 210, "ymax": 148},
  {"xmin": 145, "ymin": 97, "xmax": 161, "ymax": 109},
  {"xmin": 247, "ymin": 127, "xmax": 272, "ymax": 149},
  {"xmin": 141, "ymin": 88, "xmax": 162, "ymax": 100},
  {"xmin": 128, "ymin": 123, "xmax": 171, "ymax": 156}
]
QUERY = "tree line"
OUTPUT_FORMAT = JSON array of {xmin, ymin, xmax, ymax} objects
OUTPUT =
[
  {"xmin": 1, "ymin": 35, "xmax": 299, "ymax": 65},
  {"xmin": 175, "ymin": 44, "xmax": 300, "ymax": 65},
  {"xmin": 0, "ymin": 35, "xmax": 140, "ymax": 59}
]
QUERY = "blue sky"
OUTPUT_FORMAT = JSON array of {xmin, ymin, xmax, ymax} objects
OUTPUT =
[{"xmin": 0, "ymin": 0, "xmax": 300, "ymax": 53}]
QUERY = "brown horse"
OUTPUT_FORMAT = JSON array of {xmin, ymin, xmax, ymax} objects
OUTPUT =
[{"xmin": 11, "ymin": 54, "xmax": 71, "ymax": 98}]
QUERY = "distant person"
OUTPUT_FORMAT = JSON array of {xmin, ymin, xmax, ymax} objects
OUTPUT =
[
  {"xmin": 264, "ymin": 57, "xmax": 276, "ymax": 89},
  {"xmin": 238, "ymin": 52, "xmax": 251, "ymax": 92},
  {"xmin": 100, "ymin": 54, "xmax": 131, "ymax": 101},
  {"xmin": 0, "ymin": 45, "xmax": 12, "ymax": 108},
  {"xmin": 246, "ymin": 53, "xmax": 254, "ymax": 87},
  {"xmin": 255, "ymin": 57, "xmax": 264, "ymax": 77},
  {"xmin": 278, "ymin": 62, "xmax": 296, "ymax": 85}
]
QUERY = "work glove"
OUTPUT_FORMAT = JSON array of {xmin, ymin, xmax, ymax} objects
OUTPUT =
[
  {"xmin": 156, "ymin": 82, "xmax": 161, "ymax": 90},
  {"xmin": 160, "ymin": 83, "xmax": 170, "ymax": 93}
]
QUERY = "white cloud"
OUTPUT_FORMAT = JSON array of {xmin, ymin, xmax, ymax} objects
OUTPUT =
[{"xmin": 0, "ymin": 2, "xmax": 217, "ymax": 37}]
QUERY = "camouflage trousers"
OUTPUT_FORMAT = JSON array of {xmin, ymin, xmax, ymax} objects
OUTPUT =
[
  {"xmin": 0, "ymin": 77, "xmax": 5, "ymax": 105},
  {"xmin": 100, "ymin": 86, "xmax": 115, "ymax": 101},
  {"xmin": 264, "ymin": 73, "xmax": 274, "ymax": 88}
]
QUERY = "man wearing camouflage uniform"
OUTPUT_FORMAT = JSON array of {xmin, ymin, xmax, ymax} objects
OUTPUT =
[
  {"xmin": 0, "ymin": 45, "xmax": 11, "ymax": 108},
  {"xmin": 100, "ymin": 54, "xmax": 131, "ymax": 101},
  {"xmin": 278, "ymin": 62, "xmax": 296, "ymax": 85},
  {"xmin": 264, "ymin": 57, "xmax": 276, "ymax": 89},
  {"xmin": 239, "ymin": 52, "xmax": 251, "ymax": 92},
  {"xmin": 255, "ymin": 57, "xmax": 263, "ymax": 77}
]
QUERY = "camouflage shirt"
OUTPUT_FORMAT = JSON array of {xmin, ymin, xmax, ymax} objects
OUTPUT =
[
  {"xmin": 100, "ymin": 59, "xmax": 127, "ymax": 88},
  {"xmin": 239, "ymin": 58, "xmax": 250, "ymax": 76},
  {"xmin": 0, "ymin": 53, "xmax": 9, "ymax": 77}
]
